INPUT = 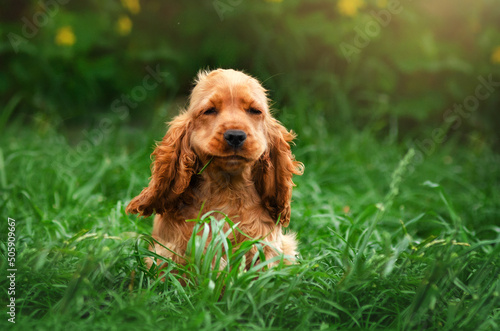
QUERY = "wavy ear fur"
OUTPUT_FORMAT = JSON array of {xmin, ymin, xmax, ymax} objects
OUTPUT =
[
  {"xmin": 126, "ymin": 113, "xmax": 197, "ymax": 216},
  {"xmin": 253, "ymin": 119, "xmax": 304, "ymax": 227}
]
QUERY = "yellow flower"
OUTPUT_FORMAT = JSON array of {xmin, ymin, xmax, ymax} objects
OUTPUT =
[
  {"xmin": 338, "ymin": 0, "xmax": 365, "ymax": 17},
  {"xmin": 121, "ymin": 0, "xmax": 141, "ymax": 14},
  {"xmin": 117, "ymin": 15, "xmax": 132, "ymax": 35},
  {"xmin": 55, "ymin": 26, "xmax": 75, "ymax": 46},
  {"xmin": 491, "ymin": 46, "xmax": 500, "ymax": 64}
]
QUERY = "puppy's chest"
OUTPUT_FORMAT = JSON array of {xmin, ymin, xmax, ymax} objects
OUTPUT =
[{"xmin": 185, "ymin": 183, "xmax": 273, "ymax": 226}]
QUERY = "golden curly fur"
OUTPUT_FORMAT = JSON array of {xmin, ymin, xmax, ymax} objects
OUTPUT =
[{"xmin": 126, "ymin": 69, "xmax": 303, "ymax": 269}]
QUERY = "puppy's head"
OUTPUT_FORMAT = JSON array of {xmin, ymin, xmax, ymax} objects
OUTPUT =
[
  {"xmin": 127, "ymin": 69, "xmax": 303, "ymax": 224},
  {"xmin": 188, "ymin": 69, "xmax": 269, "ymax": 173}
]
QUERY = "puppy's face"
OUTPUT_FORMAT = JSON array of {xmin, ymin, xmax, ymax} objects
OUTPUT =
[{"xmin": 188, "ymin": 69, "xmax": 269, "ymax": 172}]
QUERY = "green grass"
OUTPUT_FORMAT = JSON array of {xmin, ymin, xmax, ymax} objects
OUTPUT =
[{"xmin": 1, "ymin": 110, "xmax": 499, "ymax": 330}]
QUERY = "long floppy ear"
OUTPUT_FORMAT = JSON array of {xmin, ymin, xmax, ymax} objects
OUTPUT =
[
  {"xmin": 126, "ymin": 112, "xmax": 197, "ymax": 216},
  {"xmin": 253, "ymin": 119, "xmax": 304, "ymax": 227}
]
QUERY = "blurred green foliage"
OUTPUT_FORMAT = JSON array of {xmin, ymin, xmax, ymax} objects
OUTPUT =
[{"xmin": 1, "ymin": 0, "xmax": 500, "ymax": 142}]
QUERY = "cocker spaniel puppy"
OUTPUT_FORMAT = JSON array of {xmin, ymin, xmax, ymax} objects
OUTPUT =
[{"xmin": 126, "ymin": 69, "xmax": 303, "ymax": 270}]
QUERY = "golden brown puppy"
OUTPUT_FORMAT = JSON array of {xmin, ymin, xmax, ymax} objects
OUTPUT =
[{"xmin": 127, "ymin": 69, "xmax": 303, "ymax": 270}]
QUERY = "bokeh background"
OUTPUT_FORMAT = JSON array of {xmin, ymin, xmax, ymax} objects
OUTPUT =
[{"xmin": 2, "ymin": 0, "xmax": 500, "ymax": 145}]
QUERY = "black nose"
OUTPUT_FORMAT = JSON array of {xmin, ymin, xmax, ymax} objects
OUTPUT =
[{"xmin": 224, "ymin": 130, "xmax": 247, "ymax": 149}]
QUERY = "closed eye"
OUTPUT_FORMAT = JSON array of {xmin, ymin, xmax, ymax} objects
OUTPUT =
[
  {"xmin": 203, "ymin": 107, "xmax": 217, "ymax": 115},
  {"xmin": 247, "ymin": 107, "xmax": 262, "ymax": 115}
]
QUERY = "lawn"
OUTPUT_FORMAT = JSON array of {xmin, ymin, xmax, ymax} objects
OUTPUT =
[{"xmin": 1, "ymin": 105, "xmax": 499, "ymax": 330}]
